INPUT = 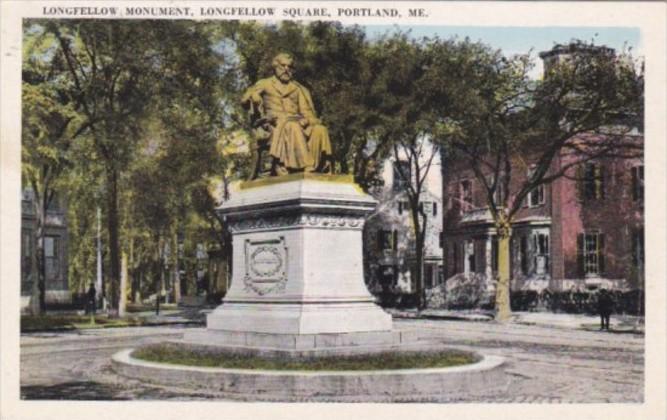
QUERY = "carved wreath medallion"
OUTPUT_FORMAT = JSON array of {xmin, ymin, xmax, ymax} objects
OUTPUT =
[{"xmin": 243, "ymin": 237, "xmax": 288, "ymax": 295}]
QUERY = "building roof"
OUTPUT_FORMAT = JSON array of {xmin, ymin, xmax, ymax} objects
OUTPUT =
[{"xmin": 539, "ymin": 43, "xmax": 615, "ymax": 60}]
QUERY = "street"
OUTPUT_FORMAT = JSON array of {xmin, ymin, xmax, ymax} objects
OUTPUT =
[{"xmin": 20, "ymin": 319, "xmax": 644, "ymax": 402}]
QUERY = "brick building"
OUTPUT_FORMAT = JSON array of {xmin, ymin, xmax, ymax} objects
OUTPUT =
[
  {"xmin": 441, "ymin": 45, "xmax": 644, "ymax": 296},
  {"xmin": 442, "ymin": 145, "xmax": 643, "ymax": 293}
]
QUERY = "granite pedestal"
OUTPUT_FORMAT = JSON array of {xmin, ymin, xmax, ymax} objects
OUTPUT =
[{"xmin": 184, "ymin": 173, "xmax": 394, "ymax": 354}]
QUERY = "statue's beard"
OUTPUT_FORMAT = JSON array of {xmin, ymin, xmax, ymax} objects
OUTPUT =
[{"xmin": 277, "ymin": 71, "xmax": 292, "ymax": 82}]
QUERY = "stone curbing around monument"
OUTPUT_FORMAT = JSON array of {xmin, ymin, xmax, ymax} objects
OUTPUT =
[{"xmin": 111, "ymin": 347, "xmax": 508, "ymax": 402}]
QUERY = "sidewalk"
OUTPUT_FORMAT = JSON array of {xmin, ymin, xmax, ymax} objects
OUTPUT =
[
  {"xmin": 387, "ymin": 308, "xmax": 644, "ymax": 334},
  {"xmin": 20, "ymin": 306, "xmax": 209, "ymax": 334}
]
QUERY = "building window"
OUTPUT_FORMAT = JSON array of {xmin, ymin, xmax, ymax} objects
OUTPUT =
[
  {"xmin": 378, "ymin": 230, "xmax": 397, "ymax": 251},
  {"xmin": 519, "ymin": 235, "xmax": 529, "ymax": 275},
  {"xmin": 464, "ymin": 240, "xmax": 476, "ymax": 274},
  {"xmin": 22, "ymin": 230, "xmax": 32, "ymax": 258},
  {"xmin": 578, "ymin": 232, "xmax": 605, "ymax": 276},
  {"xmin": 631, "ymin": 165, "xmax": 644, "ymax": 202},
  {"xmin": 433, "ymin": 202, "xmax": 438, "ymax": 216},
  {"xmin": 528, "ymin": 186, "xmax": 545, "ymax": 207},
  {"xmin": 45, "ymin": 236, "xmax": 58, "ymax": 258},
  {"xmin": 525, "ymin": 167, "xmax": 545, "ymax": 207},
  {"xmin": 579, "ymin": 162, "xmax": 605, "ymax": 200},
  {"xmin": 393, "ymin": 161, "xmax": 411, "ymax": 191},
  {"xmin": 439, "ymin": 232, "xmax": 444, "ymax": 248},
  {"xmin": 460, "ymin": 180, "xmax": 473, "ymax": 212},
  {"xmin": 398, "ymin": 201, "xmax": 408, "ymax": 215},
  {"xmin": 44, "ymin": 235, "xmax": 60, "ymax": 285},
  {"xmin": 532, "ymin": 233, "xmax": 550, "ymax": 275}
]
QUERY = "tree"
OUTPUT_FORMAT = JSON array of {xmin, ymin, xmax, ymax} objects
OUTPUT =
[
  {"xmin": 22, "ymin": 25, "xmax": 87, "ymax": 313},
  {"xmin": 439, "ymin": 41, "xmax": 643, "ymax": 320},
  {"xmin": 40, "ymin": 20, "xmax": 230, "ymax": 313},
  {"xmin": 366, "ymin": 35, "xmax": 444, "ymax": 309}
]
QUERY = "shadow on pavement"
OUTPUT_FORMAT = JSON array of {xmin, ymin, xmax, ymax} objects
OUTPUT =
[{"xmin": 21, "ymin": 381, "xmax": 128, "ymax": 400}]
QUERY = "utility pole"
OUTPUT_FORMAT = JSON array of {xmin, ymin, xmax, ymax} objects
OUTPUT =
[{"xmin": 96, "ymin": 207, "xmax": 106, "ymax": 311}]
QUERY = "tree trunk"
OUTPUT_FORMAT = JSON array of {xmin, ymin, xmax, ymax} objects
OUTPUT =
[
  {"xmin": 29, "ymin": 232, "xmax": 41, "ymax": 315},
  {"xmin": 36, "ymin": 199, "xmax": 47, "ymax": 313},
  {"xmin": 495, "ymin": 229, "xmax": 512, "ymax": 321},
  {"xmin": 414, "ymin": 238, "xmax": 425, "ymax": 310},
  {"xmin": 95, "ymin": 207, "xmax": 104, "ymax": 310},
  {"xmin": 156, "ymin": 236, "xmax": 164, "ymax": 315},
  {"xmin": 119, "ymin": 251, "xmax": 128, "ymax": 317},
  {"xmin": 411, "ymin": 207, "xmax": 426, "ymax": 311},
  {"xmin": 172, "ymin": 231, "xmax": 181, "ymax": 304},
  {"xmin": 107, "ymin": 168, "xmax": 121, "ymax": 314}
]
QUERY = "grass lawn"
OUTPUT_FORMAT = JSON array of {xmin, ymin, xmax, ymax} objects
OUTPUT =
[
  {"xmin": 132, "ymin": 343, "xmax": 478, "ymax": 371},
  {"xmin": 21, "ymin": 314, "xmax": 147, "ymax": 332}
]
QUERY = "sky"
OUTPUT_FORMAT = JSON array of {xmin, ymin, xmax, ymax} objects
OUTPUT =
[{"xmin": 363, "ymin": 26, "xmax": 641, "ymax": 78}]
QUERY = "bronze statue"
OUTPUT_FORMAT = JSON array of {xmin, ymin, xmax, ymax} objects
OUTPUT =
[{"xmin": 242, "ymin": 53, "xmax": 333, "ymax": 178}]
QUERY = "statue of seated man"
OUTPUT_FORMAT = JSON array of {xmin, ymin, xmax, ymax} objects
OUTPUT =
[{"xmin": 242, "ymin": 53, "xmax": 333, "ymax": 178}]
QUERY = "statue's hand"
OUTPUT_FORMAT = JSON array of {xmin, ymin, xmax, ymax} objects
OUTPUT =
[{"xmin": 299, "ymin": 117, "xmax": 309, "ymax": 128}]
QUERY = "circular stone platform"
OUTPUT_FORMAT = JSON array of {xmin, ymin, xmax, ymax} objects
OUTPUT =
[{"xmin": 111, "ymin": 347, "xmax": 508, "ymax": 402}]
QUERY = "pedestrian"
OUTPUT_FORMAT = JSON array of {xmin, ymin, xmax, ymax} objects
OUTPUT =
[
  {"xmin": 597, "ymin": 288, "xmax": 613, "ymax": 331},
  {"xmin": 86, "ymin": 283, "xmax": 97, "ymax": 315}
]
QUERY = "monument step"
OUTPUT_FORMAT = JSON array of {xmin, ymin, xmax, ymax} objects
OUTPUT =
[{"xmin": 180, "ymin": 329, "xmax": 424, "ymax": 357}]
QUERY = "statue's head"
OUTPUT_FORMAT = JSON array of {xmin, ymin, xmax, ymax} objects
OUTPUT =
[{"xmin": 272, "ymin": 53, "xmax": 294, "ymax": 83}]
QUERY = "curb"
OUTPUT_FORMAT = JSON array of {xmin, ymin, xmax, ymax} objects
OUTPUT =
[{"xmin": 112, "ymin": 347, "xmax": 508, "ymax": 402}]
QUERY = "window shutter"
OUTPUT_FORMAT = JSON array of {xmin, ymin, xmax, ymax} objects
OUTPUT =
[
  {"xmin": 596, "ymin": 164, "xmax": 605, "ymax": 199},
  {"xmin": 392, "ymin": 230, "xmax": 397, "ymax": 251},
  {"xmin": 598, "ymin": 233, "xmax": 605, "ymax": 274},
  {"xmin": 576, "ymin": 165, "xmax": 584, "ymax": 201},
  {"xmin": 539, "ymin": 185, "xmax": 545, "ymax": 204},
  {"xmin": 577, "ymin": 233, "xmax": 585, "ymax": 276}
]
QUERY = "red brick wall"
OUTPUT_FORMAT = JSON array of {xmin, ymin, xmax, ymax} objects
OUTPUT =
[{"xmin": 442, "ymin": 134, "xmax": 644, "ymax": 288}]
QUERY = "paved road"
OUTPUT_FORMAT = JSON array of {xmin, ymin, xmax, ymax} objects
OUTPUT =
[
  {"xmin": 398, "ymin": 319, "xmax": 644, "ymax": 403},
  {"xmin": 20, "ymin": 319, "xmax": 643, "ymax": 402}
]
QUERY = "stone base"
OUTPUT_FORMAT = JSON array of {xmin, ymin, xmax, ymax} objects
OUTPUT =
[
  {"xmin": 206, "ymin": 301, "xmax": 392, "ymax": 335},
  {"xmin": 182, "ymin": 327, "xmax": 420, "ymax": 358}
]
